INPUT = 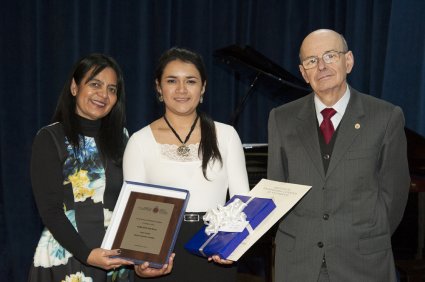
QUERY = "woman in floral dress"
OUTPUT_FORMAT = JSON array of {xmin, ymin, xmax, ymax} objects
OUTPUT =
[{"xmin": 28, "ymin": 54, "xmax": 173, "ymax": 281}]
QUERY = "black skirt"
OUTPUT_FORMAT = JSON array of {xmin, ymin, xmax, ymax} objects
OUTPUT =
[{"xmin": 134, "ymin": 214, "xmax": 237, "ymax": 282}]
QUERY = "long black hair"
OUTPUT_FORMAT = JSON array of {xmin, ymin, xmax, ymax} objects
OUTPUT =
[
  {"xmin": 155, "ymin": 47, "xmax": 222, "ymax": 179},
  {"xmin": 52, "ymin": 53, "xmax": 126, "ymax": 165}
]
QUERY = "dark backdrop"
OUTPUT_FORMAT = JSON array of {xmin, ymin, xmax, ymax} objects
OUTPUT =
[{"xmin": 1, "ymin": 0, "xmax": 424, "ymax": 280}]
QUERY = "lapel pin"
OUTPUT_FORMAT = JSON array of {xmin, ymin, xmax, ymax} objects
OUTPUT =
[{"xmin": 355, "ymin": 123, "xmax": 360, "ymax": 129}]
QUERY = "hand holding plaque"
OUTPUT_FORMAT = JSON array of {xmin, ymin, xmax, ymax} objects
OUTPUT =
[{"xmin": 102, "ymin": 181, "xmax": 189, "ymax": 268}]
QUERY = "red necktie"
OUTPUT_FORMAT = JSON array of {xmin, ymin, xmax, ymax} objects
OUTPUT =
[{"xmin": 320, "ymin": 108, "xmax": 337, "ymax": 144}]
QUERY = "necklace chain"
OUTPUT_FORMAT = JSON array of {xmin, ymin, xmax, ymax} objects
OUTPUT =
[{"xmin": 163, "ymin": 115, "xmax": 199, "ymax": 157}]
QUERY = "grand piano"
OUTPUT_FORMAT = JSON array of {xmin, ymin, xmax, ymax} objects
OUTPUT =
[{"xmin": 214, "ymin": 45, "xmax": 425, "ymax": 281}]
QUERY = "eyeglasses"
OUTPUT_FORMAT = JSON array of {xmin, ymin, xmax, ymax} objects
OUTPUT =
[{"xmin": 301, "ymin": 50, "xmax": 348, "ymax": 70}]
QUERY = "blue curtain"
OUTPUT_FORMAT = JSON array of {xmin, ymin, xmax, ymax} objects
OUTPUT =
[{"xmin": 1, "ymin": 0, "xmax": 424, "ymax": 280}]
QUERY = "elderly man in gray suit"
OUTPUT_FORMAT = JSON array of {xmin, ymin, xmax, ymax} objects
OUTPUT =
[{"xmin": 268, "ymin": 29, "xmax": 410, "ymax": 282}]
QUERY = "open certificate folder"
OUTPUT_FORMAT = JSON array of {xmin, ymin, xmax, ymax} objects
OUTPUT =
[
  {"xmin": 185, "ymin": 179, "xmax": 311, "ymax": 261},
  {"xmin": 227, "ymin": 179, "xmax": 311, "ymax": 261},
  {"xmin": 101, "ymin": 181, "xmax": 189, "ymax": 268}
]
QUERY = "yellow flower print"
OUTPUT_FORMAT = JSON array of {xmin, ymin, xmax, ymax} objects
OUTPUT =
[
  {"xmin": 68, "ymin": 170, "xmax": 95, "ymax": 202},
  {"xmin": 61, "ymin": 271, "xmax": 93, "ymax": 282}
]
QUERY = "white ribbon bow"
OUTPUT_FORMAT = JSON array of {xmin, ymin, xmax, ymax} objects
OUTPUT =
[{"xmin": 203, "ymin": 198, "xmax": 247, "ymax": 235}]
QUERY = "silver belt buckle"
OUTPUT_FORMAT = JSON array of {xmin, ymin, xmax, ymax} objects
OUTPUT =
[{"xmin": 184, "ymin": 213, "xmax": 200, "ymax": 222}]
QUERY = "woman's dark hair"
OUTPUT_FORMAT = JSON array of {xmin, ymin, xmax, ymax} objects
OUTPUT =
[
  {"xmin": 197, "ymin": 111, "xmax": 223, "ymax": 179},
  {"xmin": 155, "ymin": 47, "xmax": 222, "ymax": 179},
  {"xmin": 52, "ymin": 53, "xmax": 126, "ymax": 165}
]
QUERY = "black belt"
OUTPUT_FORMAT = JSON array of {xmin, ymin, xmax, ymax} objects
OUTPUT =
[{"xmin": 183, "ymin": 212, "xmax": 205, "ymax": 222}]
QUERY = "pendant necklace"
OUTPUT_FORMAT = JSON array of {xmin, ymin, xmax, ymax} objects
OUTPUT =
[{"xmin": 163, "ymin": 114, "xmax": 199, "ymax": 157}]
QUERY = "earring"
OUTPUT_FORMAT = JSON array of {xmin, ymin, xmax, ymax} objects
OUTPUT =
[
  {"xmin": 200, "ymin": 95, "xmax": 204, "ymax": 104},
  {"xmin": 158, "ymin": 95, "xmax": 164, "ymax": 102}
]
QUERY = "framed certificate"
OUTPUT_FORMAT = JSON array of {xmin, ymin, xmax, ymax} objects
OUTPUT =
[{"xmin": 102, "ymin": 181, "xmax": 189, "ymax": 268}]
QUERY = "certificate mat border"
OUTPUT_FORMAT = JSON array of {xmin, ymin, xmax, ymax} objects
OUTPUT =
[
  {"xmin": 113, "ymin": 191, "xmax": 183, "ymax": 263},
  {"xmin": 101, "ymin": 181, "xmax": 189, "ymax": 268}
]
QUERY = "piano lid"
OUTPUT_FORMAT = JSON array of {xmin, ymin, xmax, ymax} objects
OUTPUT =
[
  {"xmin": 214, "ymin": 45, "xmax": 311, "ymax": 93},
  {"xmin": 214, "ymin": 45, "xmax": 311, "ymax": 126}
]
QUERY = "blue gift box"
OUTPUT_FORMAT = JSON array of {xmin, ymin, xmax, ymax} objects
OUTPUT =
[{"xmin": 184, "ymin": 195, "xmax": 276, "ymax": 259}]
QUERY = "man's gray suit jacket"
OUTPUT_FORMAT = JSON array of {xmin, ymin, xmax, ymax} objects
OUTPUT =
[{"xmin": 267, "ymin": 88, "xmax": 410, "ymax": 282}]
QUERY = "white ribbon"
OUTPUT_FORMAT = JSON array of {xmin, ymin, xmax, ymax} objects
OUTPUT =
[{"xmin": 202, "ymin": 198, "xmax": 249, "ymax": 236}]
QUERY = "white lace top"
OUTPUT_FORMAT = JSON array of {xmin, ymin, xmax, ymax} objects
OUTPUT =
[
  {"xmin": 160, "ymin": 143, "xmax": 200, "ymax": 161},
  {"xmin": 123, "ymin": 122, "xmax": 250, "ymax": 212}
]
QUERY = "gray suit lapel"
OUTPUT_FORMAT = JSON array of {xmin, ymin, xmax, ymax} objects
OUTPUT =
[
  {"xmin": 326, "ymin": 90, "xmax": 365, "ymax": 177},
  {"xmin": 296, "ymin": 96, "xmax": 326, "ymax": 180}
]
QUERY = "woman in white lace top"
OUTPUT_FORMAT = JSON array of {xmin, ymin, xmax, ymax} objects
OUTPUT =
[{"xmin": 123, "ymin": 47, "xmax": 250, "ymax": 282}]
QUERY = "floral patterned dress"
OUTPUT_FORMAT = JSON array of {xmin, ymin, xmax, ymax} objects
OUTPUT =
[{"xmin": 29, "ymin": 118, "xmax": 131, "ymax": 282}]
